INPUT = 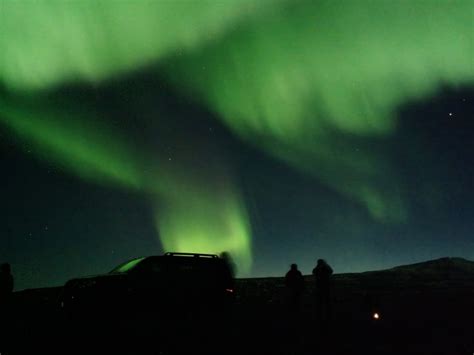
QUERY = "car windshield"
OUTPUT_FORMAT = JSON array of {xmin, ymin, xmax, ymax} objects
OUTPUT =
[{"xmin": 109, "ymin": 257, "xmax": 146, "ymax": 274}]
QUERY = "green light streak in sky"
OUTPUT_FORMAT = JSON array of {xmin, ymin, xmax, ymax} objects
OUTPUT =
[
  {"xmin": 0, "ymin": 98, "xmax": 143, "ymax": 190},
  {"xmin": 163, "ymin": 0, "xmax": 474, "ymax": 221}
]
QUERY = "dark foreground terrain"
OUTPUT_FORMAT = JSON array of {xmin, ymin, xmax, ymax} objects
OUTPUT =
[{"xmin": 2, "ymin": 257, "xmax": 474, "ymax": 355}]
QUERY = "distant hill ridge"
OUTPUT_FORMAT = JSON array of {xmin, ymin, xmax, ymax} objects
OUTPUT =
[
  {"xmin": 388, "ymin": 257, "xmax": 474, "ymax": 273},
  {"xmin": 240, "ymin": 257, "xmax": 474, "ymax": 280},
  {"xmin": 330, "ymin": 257, "xmax": 474, "ymax": 281},
  {"xmin": 238, "ymin": 257, "xmax": 474, "ymax": 283}
]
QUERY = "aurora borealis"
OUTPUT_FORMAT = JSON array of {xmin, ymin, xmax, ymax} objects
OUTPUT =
[{"xmin": 1, "ymin": 1, "xmax": 473, "ymax": 289}]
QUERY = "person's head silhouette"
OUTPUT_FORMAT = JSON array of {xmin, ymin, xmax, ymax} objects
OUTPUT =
[{"xmin": 1, "ymin": 263, "xmax": 11, "ymax": 274}]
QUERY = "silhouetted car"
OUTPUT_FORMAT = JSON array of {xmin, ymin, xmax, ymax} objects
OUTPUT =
[{"xmin": 59, "ymin": 252, "xmax": 235, "ymax": 324}]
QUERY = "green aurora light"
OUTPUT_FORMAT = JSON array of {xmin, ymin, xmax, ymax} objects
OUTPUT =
[
  {"xmin": 0, "ymin": 94, "xmax": 253, "ymax": 274},
  {"xmin": 0, "ymin": 0, "xmax": 473, "ymax": 273},
  {"xmin": 163, "ymin": 0, "xmax": 474, "ymax": 221},
  {"xmin": 0, "ymin": 0, "xmax": 283, "ymax": 91}
]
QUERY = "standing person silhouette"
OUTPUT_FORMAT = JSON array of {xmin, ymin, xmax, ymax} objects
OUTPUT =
[
  {"xmin": 0, "ymin": 263, "xmax": 14, "ymax": 352},
  {"xmin": 312, "ymin": 259, "xmax": 333, "ymax": 325},
  {"xmin": 219, "ymin": 251, "xmax": 236, "ymax": 279},
  {"xmin": 0, "ymin": 263, "xmax": 13, "ymax": 304},
  {"xmin": 285, "ymin": 263, "xmax": 305, "ymax": 313}
]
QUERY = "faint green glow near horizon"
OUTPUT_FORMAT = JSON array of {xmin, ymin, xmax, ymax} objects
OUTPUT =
[{"xmin": 155, "ymin": 181, "xmax": 252, "ymax": 275}]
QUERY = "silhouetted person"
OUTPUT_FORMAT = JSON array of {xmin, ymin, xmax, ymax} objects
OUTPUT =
[
  {"xmin": 313, "ymin": 259, "xmax": 333, "ymax": 324},
  {"xmin": 0, "ymin": 263, "xmax": 13, "ymax": 304},
  {"xmin": 220, "ymin": 251, "xmax": 236, "ymax": 279},
  {"xmin": 285, "ymin": 263, "xmax": 304, "ymax": 312},
  {"xmin": 0, "ymin": 263, "xmax": 13, "ymax": 352},
  {"xmin": 218, "ymin": 251, "xmax": 236, "ymax": 313}
]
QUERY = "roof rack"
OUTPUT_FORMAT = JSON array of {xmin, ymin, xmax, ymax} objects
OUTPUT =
[{"xmin": 164, "ymin": 252, "xmax": 218, "ymax": 258}]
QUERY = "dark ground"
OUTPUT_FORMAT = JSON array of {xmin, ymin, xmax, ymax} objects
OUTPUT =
[{"xmin": 2, "ymin": 257, "xmax": 473, "ymax": 355}]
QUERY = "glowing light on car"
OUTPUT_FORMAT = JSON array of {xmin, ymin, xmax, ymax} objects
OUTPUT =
[
  {"xmin": 225, "ymin": 288, "xmax": 234, "ymax": 293},
  {"xmin": 373, "ymin": 312, "xmax": 380, "ymax": 320}
]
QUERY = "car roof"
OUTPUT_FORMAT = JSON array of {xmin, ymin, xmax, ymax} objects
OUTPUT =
[
  {"xmin": 110, "ymin": 253, "xmax": 224, "ymax": 273},
  {"xmin": 144, "ymin": 253, "xmax": 223, "ymax": 266},
  {"xmin": 163, "ymin": 252, "xmax": 219, "ymax": 258}
]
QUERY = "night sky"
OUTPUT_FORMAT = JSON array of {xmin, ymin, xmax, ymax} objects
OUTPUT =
[{"xmin": 1, "ymin": 1, "xmax": 473, "ymax": 290}]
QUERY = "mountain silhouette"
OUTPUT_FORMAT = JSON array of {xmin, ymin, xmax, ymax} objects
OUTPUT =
[{"xmin": 389, "ymin": 256, "xmax": 474, "ymax": 275}]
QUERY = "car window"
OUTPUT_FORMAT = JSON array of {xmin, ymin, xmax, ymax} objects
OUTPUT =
[{"xmin": 109, "ymin": 257, "xmax": 146, "ymax": 274}]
